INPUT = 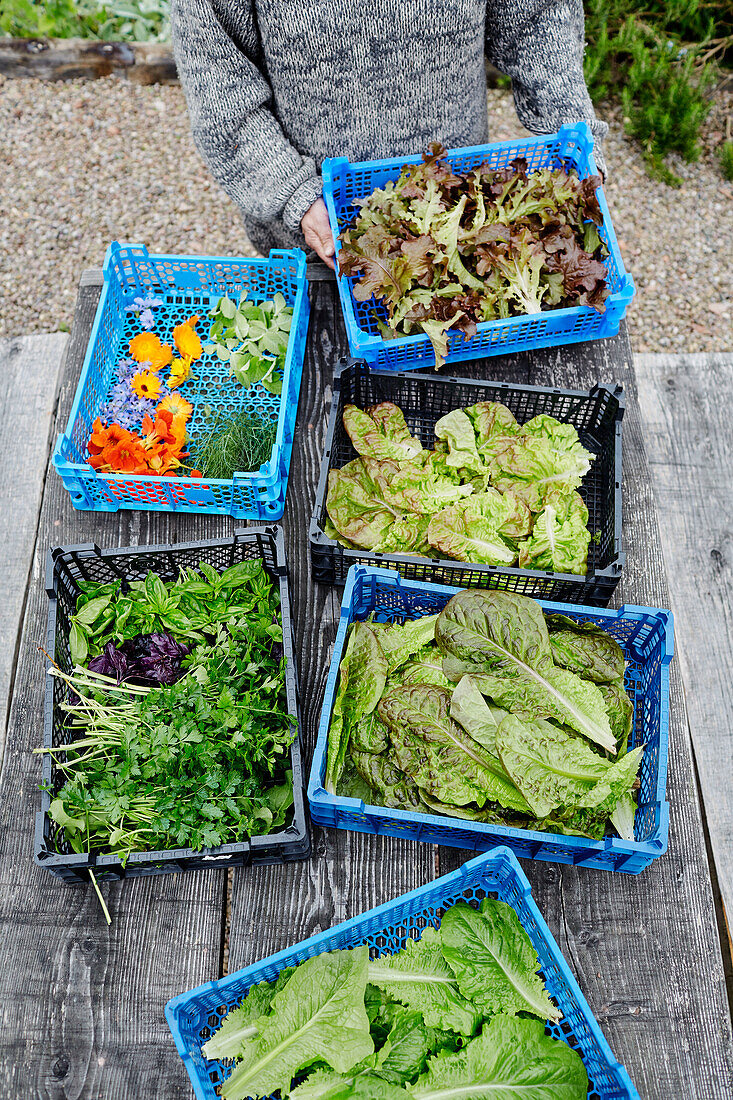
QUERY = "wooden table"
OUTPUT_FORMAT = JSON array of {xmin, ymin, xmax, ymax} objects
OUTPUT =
[{"xmin": 0, "ymin": 268, "xmax": 731, "ymax": 1099}]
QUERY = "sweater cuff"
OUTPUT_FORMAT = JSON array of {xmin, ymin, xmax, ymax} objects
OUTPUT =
[
  {"xmin": 587, "ymin": 118, "xmax": 608, "ymax": 179},
  {"xmin": 283, "ymin": 175, "xmax": 324, "ymax": 232}
]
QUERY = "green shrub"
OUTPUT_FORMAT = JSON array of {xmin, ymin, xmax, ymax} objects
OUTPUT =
[
  {"xmin": 0, "ymin": 0, "xmax": 169, "ymax": 42},
  {"xmin": 584, "ymin": 0, "xmax": 732, "ymax": 184}
]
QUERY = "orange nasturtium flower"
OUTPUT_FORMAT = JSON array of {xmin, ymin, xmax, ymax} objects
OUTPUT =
[
  {"xmin": 129, "ymin": 331, "xmax": 173, "ymax": 370},
  {"xmin": 173, "ymin": 314, "xmax": 202, "ymax": 362},
  {"xmin": 157, "ymin": 392, "xmax": 193, "ymax": 446},
  {"xmin": 131, "ymin": 370, "xmax": 162, "ymax": 401}
]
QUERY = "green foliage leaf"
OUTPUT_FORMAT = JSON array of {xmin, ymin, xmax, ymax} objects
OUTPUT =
[
  {"xmin": 440, "ymin": 901, "xmax": 559, "ymax": 1022},
  {"xmin": 69, "ymin": 621, "xmax": 88, "ymax": 665},
  {"xmin": 326, "ymin": 623, "xmax": 388, "ymax": 794},
  {"xmin": 367, "ymin": 928, "xmax": 480, "ymax": 1036},
  {"xmin": 436, "ymin": 591, "xmax": 616, "ymax": 753},
  {"xmin": 411, "ymin": 1013, "xmax": 587, "ymax": 1099},
  {"xmin": 222, "ymin": 948, "xmax": 373, "ymax": 1100}
]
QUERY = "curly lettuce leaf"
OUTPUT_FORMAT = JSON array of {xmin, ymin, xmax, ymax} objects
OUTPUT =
[
  {"xmin": 326, "ymin": 461, "xmax": 404, "ymax": 550},
  {"xmin": 434, "ymin": 409, "xmax": 483, "ymax": 472},
  {"xmin": 517, "ymin": 500, "xmax": 591, "ymax": 575},
  {"xmin": 222, "ymin": 948, "xmax": 372, "ymax": 1100},
  {"xmin": 440, "ymin": 900, "xmax": 559, "ymax": 1022},
  {"xmin": 426, "ymin": 491, "xmax": 519, "ymax": 566},
  {"xmin": 343, "ymin": 402, "xmax": 423, "ymax": 462},
  {"xmin": 367, "ymin": 928, "xmax": 480, "ymax": 1036}
]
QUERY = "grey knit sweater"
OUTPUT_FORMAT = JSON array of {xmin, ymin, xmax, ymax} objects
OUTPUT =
[{"xmin": 171, "ymin": 0, "xmax": 607, "ymax": 254}]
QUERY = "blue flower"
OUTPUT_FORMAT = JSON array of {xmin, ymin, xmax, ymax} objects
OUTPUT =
[{"xmin": 124, "ymin": 295, "xmax": 164, "ymax": 329}]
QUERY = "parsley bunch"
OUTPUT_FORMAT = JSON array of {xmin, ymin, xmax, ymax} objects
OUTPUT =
[{"xmin": 43, "ymin": 562, "xmax": 295, "ymax": 860}]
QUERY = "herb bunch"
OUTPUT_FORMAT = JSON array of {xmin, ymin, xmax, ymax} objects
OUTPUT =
[
  {"xmin": 192, "ymin": 409, "xmax": 278, "ymax": 479},
  {"xmin": 205, "ymin": 291, "xmax": 293, "ymax": 394},
  {"xmin": 44, "ymin": 561, "xmax": 295, "ymax": 858},
  {"xmin": 338, "ymin": 147, "xmax": 609, "ymax": 369}
]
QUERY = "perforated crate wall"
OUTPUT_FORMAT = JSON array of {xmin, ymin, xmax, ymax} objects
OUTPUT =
[
  {"xmin": 308, "ymin": 566, "xmax": 671, "ymax": 873},
  {"xmin": 165, "ymin": 848, "xmax": 640, "ymax": 1100},
  {"xmin": 35, "ymin": 527, "xmax": 310, "ymax": 883},
  {"xmin": 322, "ymin": 123, "xmax": 634, "ymax": 370},
  {"xmin": 53, "ymin": 243, "xmax": 309, "ymax": 518},
  {"xmin": 310, "ymin": 360, "xmax": 624, "ymax": 606}
]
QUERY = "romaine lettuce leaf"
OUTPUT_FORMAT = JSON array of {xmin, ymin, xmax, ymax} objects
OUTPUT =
[
  {"xmin": 378, "ymin": 685, "xmax": 520, "ymax": 808},
  {"xmin": 599, "ymin": 680, "xmax": 634, "ymax": 755},
  {"xmin": 440, "ymin": 900, "xmax": 559, "ymax": 1022},
  {"xmin": 202, "ymin": 969, "xmax": 294, "ymax": 1061},
  {"xmin": 371, "ymin": 615, "xmax": 439, "ymax": 673},
  {"xmin": 545, "ymin": 613, "xmax": 626, "ymax": 683},
  {"xmin": 351, "ymin": 751, "xmax": 428, "ymax": 811},
  {"xmin": 367, "ymin": 928, "xmax": 480, "ymax": 1036},
  {"xmin": 326, "ymin": 623, "xmax": 388, "ymax": 795},
  {"xmin": 410, "ymin": 1013, "xmax": 587, "ymax": 1099},
  {"xmin": 495, "ymin": 715, "xmax": 640, "ymax": 820},
  {"xmin": 222, "ymin": 948, "xmax": 373, "ymax": 1100},
  {"xmin": 436, "ymin": 591, "xmax": 616, "ymax": 752},
  {"xmin": 448, "ymin": 677, "xmax": 531, "ymax": 813}
]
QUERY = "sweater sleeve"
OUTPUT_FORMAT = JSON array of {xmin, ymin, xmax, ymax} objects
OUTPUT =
[
  {"xmin": 485, "ymin": 0, "xmax": 608, "ymax": 175},
  {"xmin": 170, "ymin": 0, "xmax": 322, "ymax": 230}
]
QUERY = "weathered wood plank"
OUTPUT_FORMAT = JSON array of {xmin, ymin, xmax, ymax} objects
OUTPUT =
[
  {"xmin": 0, "ymin": 278, "xmax": 229, "ymax": 1099},
  {"xmin": 635, "ymin": 352, "xmax": 733, "ymax": 924},
  {"xmin": 0, "ymin": 37, "xmax": 177, "ymax": 84},
  {"xmin": 439, "ymin": 337, "xmax": 733, "ymax": 1097},
  {"xmin": 0, "ymin": 333, "xmax": 66, "ymax": 762}
]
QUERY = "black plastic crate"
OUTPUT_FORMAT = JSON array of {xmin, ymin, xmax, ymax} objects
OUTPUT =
[
  {"xmin": 36, "ymin": 526, "xmax": 310, "ymax": 884},
  {"xmin": 310, "ymin": 360, "xmax": 624, "ymax": 606}
]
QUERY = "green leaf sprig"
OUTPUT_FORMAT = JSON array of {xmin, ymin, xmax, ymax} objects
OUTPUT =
[{"xmin": 204, "ymin": 291, "xmax": 293, "ymax": 394}]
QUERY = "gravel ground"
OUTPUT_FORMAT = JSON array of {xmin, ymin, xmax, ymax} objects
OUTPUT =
[{"xmin": 0, "ymin": 75, "xmax": 731, "ymax": 352}]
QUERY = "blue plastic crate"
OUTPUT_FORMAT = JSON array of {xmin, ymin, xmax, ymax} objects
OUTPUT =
[
  {"xmin": 165, "ymin": 847, "xmax": 639, "ymax": 1100},
  {"xmin": 322, "ymin": 123, "xmax": 635, "ymax": 371},
  {"xmin": 308, "ymin": 567, "xmax": 671, "ymax": 873},
  {"xmin": 53, "ymin": 242, "xmax": 310, "ymax": 518}
]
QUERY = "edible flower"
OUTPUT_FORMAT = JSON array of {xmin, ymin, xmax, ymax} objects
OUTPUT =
[
  {"xmin": 167, "ymin": 358, "xmax": 192, "ymax": 389},
  {"xmin": 173, "ymin": 315, "xmax": 202, "ymax": 362},
  {"xmin": 124, "ymin": 295, "xmax": 164, "ymax": 330},
  {"xmin": 131, "ymin": 370, "xmax": 162, "ymax": 401},
  {"xmin": 87, "ymin": 392, "xmax": 194, "ymax": 478},
  {"xmin": 129, "ymin": 331, "xmax": 173, "ymax": 370},
  {"xmin": 157, "ymin": 392, "xmax": 193, "ymax": 446}
]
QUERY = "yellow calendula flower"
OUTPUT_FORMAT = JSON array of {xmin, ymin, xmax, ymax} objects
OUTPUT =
[
  {"xmin": 131, "ymin": 370, "xmax": 162, "ymax": 401},
  {"xmin": 129, "ymin": 331, "xmax": 173, "ymax": 370},
  {"xmin": 167, "ymin": 358, "xmax": 192, "ymax": 389},
  {"xmin": 173, "ymin": 314, "xmax": 203, "ymax": 362}
]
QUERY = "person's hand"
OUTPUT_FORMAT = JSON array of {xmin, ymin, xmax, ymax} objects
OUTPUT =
[{"xmin": 301, "ymin": 197, "xmax": 335, "ymax": 269}]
